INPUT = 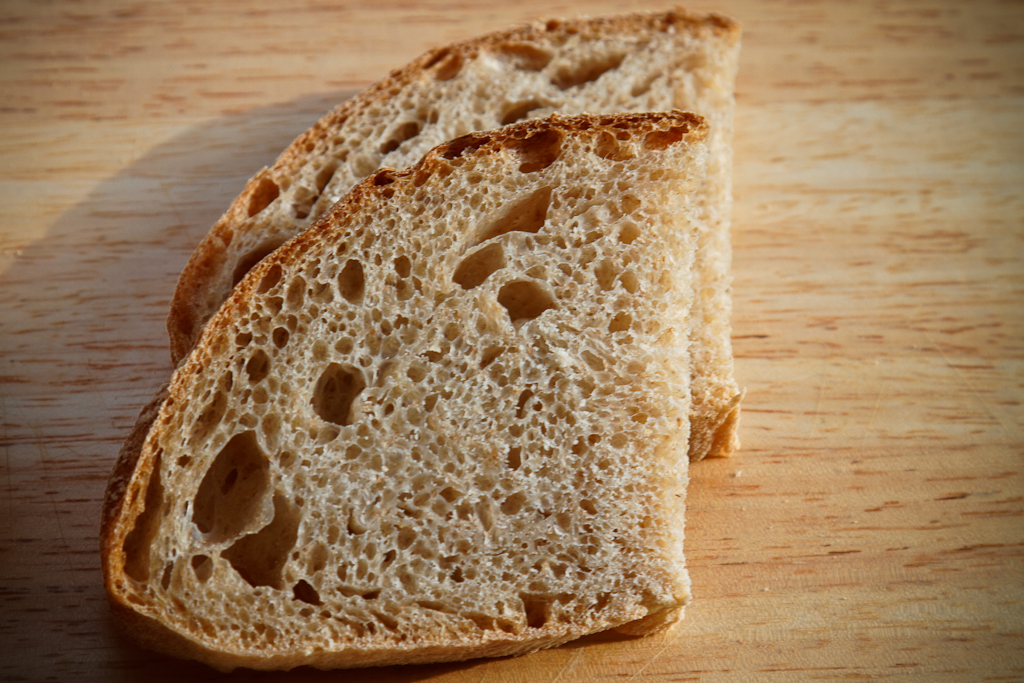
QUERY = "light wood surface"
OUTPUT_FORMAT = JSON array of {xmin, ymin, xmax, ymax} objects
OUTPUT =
[{"xmin": 2, "ymin": 1, "xmax": 1022, "ymax": 680}]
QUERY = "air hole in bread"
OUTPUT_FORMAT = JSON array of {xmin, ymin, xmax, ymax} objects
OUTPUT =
[
  {"xmin": 257, "ymin": 262, "xmax": 284, "ymax": 294},
  {"xmin": 337, "ymin": 259, "xmax": 365, "ymax": 304},
  {"xmin": 398, "ymin": 567, "xmax": 417, "ymax": 593},
  {"xmin": 379, "ymin": 121, "xmax": 421, "ymax": 155},
  {"xmin": 373, "ymin": 611, "xmax": 401, "ymax": 632},
  {"xmin": 272, "ymin": 326, "xmax": 289, "ymax": 349},
  {"xmin": 380, "ymin": 549, "xmax": 397, "ymax": 572},
  {"xmin": 310, "ymin": 280, "xmax": 333, "ymax": 304},
  {"xmin": 406, "ymin": 362, "xmax": 428, "ymax": 383},
  {"xmin": 498, "ymin": 280, "xmax": 555, "ymax": 324},
  {"xmin": 510, "ymin": 129, "xmax": 562, "ymax": 173},
  {"xmin": 590, "ymin": 592, "xmax": 612, "ymax": 613},
  {"xmin": 422, "ymin": 47, "xmax": 450, "ymax": 69},
  {"xmin": 500, "ymin": 99, "xmax": 547, "ymax": 126},
  {"xmin": 515, "ymin": 389, "xmax": 536, "ymax": 419},
  {"xmin": 347, "ymin": 509, "xmax": 369, "ymax": 536},
  {"xmin": 189, "ymin": 381, "xmax": 229, "ymax": 446},
  {"xmin": 234, "ymin": 239, "xmax": 287, "ymax": 288},
  {"xmin": 246, "ymin": 175, "xmax": 280, "ymax": 217},
  {"xmin": 609, "ymin": 312, "xmax": 632, "ymax": 334},
  {"xmin": 192, "ymin": 431, "xmax": 270, "ymax": 542},
  {"xmin": 595, "ymin": 259, "xmax": 618, "ymax": 291},
  {"xmin": 495, "ymin": 42, "xmax": 553, "ymax": 71},
  {"xmin": 448, "ymin": 566, "xmax": 466, "ymax": 584},
  {"xmin": 595, "ymin": 130, "xmax": 635, "ymax": 162},
  {"xmin": 614, "ymin": 194, "xmax": 638, "ymax": 216},
  {"xmin": 335, "ymin": 337, "xmax": 354, "ymax": 356},
  {"xmin": 312, "ymin": 363, "xmax": 365, "ymax": 427},
  {"xmin": 579, "ymin": 499, "xmax": 597, "ymax": 515},
  {"xmin": 554, "ymin": 512, "xmax": 571, "ymax": 531},
  {"xmin": 221, "ymin": 493, "xmax": 300, "ymax": 589},
  {"xmin": 122, "ymin": 452, "xmax": 165, "ymax": 583},
  {"xmin": 397, "ymin": 526, "xmax": 417, "ymax": 550},
  {"xmin": 480, "ymin": 345, "xmax": 505, "ymax": 368},
  {"xmin": 191, "ymin": 554, "xmax": 213, "ymax": 583},
  {"xmin": 500, "ymin": 492, "xmax": 527, "ymax": 515},
  {"xmin": 464, "ymin": 612, "xmax": 498, "ymax": 631},
  {"xmin": 619, "ymin": 222, "xmax": 641, "ymax": 245},
  {"xmin": 551, "ymin": 53, "xmax": 625, "ymax": 90},
  {"xmin": 412, "ymin": 164, "xmax": 434, "ymax": 187},
  {"xmin": 433, "ymin": 51, "xmax": 463, "ymax": 81},
  {"xmin": 581, "ymin": 350, "xmax": 605, "ymax": 372},
  {"xmin": 311, "ymin": 339, "xmax": 329, "ymax": 363},
  {"xmin": 422, "ymin": 348, "xmax": 446, "ymax": 363},
  {"xmin": 443, "ymin": 133, "xmax": 493, "ymax": 161},
  {"xmin": 619, "ymin": 270, "xmax": 639, "ymax": 295},
  {"xmin": 475, "ymin": 499, "xmax": 494, "ymax": 531},
  {"xmin": 437, "ymin": 487, "xmax": 460, "ymax": 504},
  {"xmin": 156, "ymin": 565, "xmax": 171, "ymax": 589},
  {"xmin": 293, "ymin": 579, "xmax": 322, "ymax": 606},
  {"xmin": 475, "ymin": 186, "xmax": 551, "ymax": 246},
  {"xmin": 507, "ymin": 446, "xmax": 524, "ymax": 473},
  {"xmin": 285, "ymin": 276, "xmax": 306, "ymax": 310},
  {"xmin": 314, "ymin": 160, "xmax": 338, "ymax": 192},
  {"xmin": 261, "ymin": 411, "xmax": 283, "ymax": 444},
  {"xmin": 393, "ymin": 255, "xmax": 412, "ymax": 279},
  {"xmin": 372, "ymin": 169, "xmax": 397, "ymax": 187},
  {"xmin": 520, "ymin": 593, "xmax": 549, "ymax": 628},
  {"xmin": 453, "ymin": 243, "xmax": 505, "ymax": 290},
  {"xmin": 644, "ymin": 124, "xmax": 690, "ymax": 151}
]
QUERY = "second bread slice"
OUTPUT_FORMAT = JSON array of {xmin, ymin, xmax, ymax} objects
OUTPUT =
[{"xmin": 167, "ymin": 8, "xmax": 743, "ymax": 460}]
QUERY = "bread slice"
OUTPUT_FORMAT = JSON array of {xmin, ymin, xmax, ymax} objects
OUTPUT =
[
  {"xmin": 166, "ymin": 7, "xmax": 743, "ymax": 461},
  {"xmin": 103, "ymin": 112, "xmax": 706, "ymax": 671}
]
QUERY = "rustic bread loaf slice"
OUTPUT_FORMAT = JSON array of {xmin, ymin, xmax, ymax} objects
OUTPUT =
[
  {"xmin": 166, "ymin": 7, "xmax": 743, "ymax": 461},
  {"xmin": 103, "ymin": 112, "xmax": 706, "ymax": 671}
]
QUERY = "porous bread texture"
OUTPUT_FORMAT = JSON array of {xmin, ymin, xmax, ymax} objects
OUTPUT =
[
  {"xmin": 166, "ymin": 7, "xmax": 743, "ymax": 461},
  {"xmin": 103, "ymin": 112, "xmax": 706, "ymax": 671}
]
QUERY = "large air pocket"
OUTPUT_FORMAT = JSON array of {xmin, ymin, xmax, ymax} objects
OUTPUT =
[{"xmin": 192, "ymin": 431, "xmax": 271, "ymax": 543}]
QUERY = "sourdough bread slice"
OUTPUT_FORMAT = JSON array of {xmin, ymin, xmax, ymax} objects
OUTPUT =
[
  {"xmin": 166, "ymin": 7, "xmax": 742, "ymax": 461},
  {"xmin": 103, "ymin": 112, "xmax": 706, "ymax": 671}
]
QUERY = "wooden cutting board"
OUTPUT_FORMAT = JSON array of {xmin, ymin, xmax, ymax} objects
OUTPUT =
[{"xmin": 1, "ymin": 1, "xmax": 1022, "ymax": 680}]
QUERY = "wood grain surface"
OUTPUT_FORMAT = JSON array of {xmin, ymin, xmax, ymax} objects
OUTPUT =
[{"xmin": 2, "ymin": 0, "xmax": 1023, "ymax": 680}]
